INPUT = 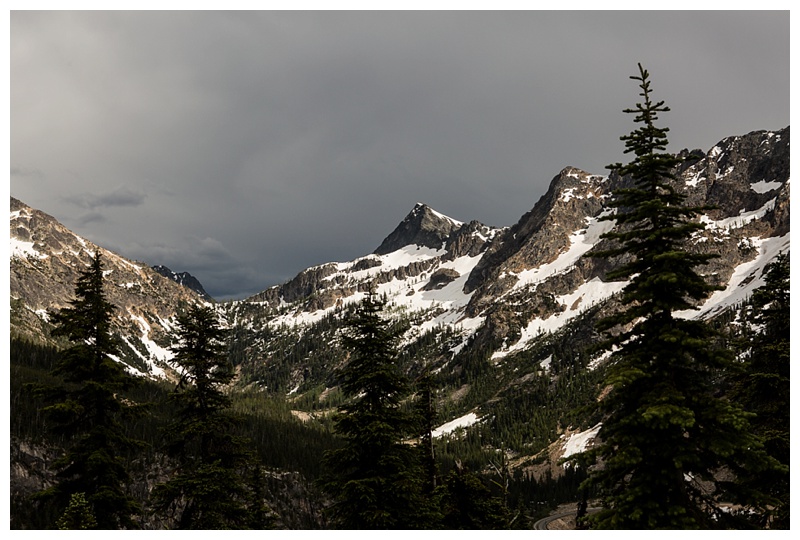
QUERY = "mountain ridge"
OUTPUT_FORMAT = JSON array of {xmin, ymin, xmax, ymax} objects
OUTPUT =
[
  {"xmin": 223, "ymin": 126, "xmax": 788, "ymax": 394},
  {"xmin": 10, "ymin": 196, "xmax": 209, "ymax": 379},
  {"xmin": 9, "ymin": 126, "xmax": 790, "ymax": 474}
]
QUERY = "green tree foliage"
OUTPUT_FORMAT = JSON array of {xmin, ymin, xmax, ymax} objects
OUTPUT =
[
  {"xmin": 578, "ymin": 64, "xmax": 777, "ymax": 528},
  {"xmin": 33, "ymin": 252, "xmax": 143, "ymax": 529},
  {"xmin": 150, "ymin": 305, "xmax": 273, "ymax": 529},
  {"xmin": 733, "ymin": 253, "xmax": 790, "ymax": 528},
  {"xmin": 321, "ymin": 292, "xmax": 427, "ymax": 528},
  {"xmin": 57, "ymin": 492, "xmax": 97, "ymax": 530}
]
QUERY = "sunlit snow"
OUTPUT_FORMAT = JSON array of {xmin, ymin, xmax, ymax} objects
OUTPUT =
[
  {"xmin": 10, "ymin": 237, "xmax": 47, "ymax": 260},
  {"xmin": 676, "ymin": 233, "xmax": 790, "ymax": 320},
  {"xmin": 489, "ymin": 214, "xmax": 622, "ymax": 361},
  {"xmin": 270, "ymin": 248, "xmax": 484, "ymax": 331},
  {"xmin": 699, "ymin": 198, "xmax": 776, "ymax": 232},
  {"xmin": 561, "ymin": 423, "xmax": 602, "ymax": 463},
  {"xmin": 427, "ymin": 205, "xmax": 463, "ymax": 227},
  {"xmin": 509, "ymin": 214, "xmax": 615, "ymax": 293},
  {"xmin": 120, "ymin": 335, "xmax": 168, "ymax": 379},
  {"xmin": 432, "ymin": 412, "xmax": 479, "ymax": 438},
  {"xmin": 492, "ymin": 277, "xmax": 626, "ymax": 361},
  {"xmin": 130, "ymin": 313, "xmax": 174, "ymax": 365}
]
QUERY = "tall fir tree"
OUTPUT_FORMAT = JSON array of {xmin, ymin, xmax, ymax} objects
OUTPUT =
[
  {"xmin": 321, "ymin": 292, "xmax": 426, "ymax": 529},
  {"xmin": 732, "ymin": 253, "xmax": 790, "ymax": 528},
  {"xmin": 35, "ymin": 251, "xmax": 142, "ymax": 529},
  {"xmin": 412, "ymin": 367, "xmax": 439, "ymax": 494},
  {"xmin": 56, "ymin": 492, "xmax": 98, "ymax": 530},
  {"xmin": 437, "ymin": 462, "xmax": 509, "ymax": 529},
  {"xmin": 150, "ymin": 305, "xmax": 272, "ymax": 529},
  {"xmin": 577, "ymin": 64, "xmax": 777, "ymax": 529}
]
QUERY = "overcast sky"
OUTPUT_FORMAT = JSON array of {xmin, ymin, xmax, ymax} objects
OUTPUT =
[{"xmin": 10, "ymin": 10, "xmax": 790, "ymax": 300}]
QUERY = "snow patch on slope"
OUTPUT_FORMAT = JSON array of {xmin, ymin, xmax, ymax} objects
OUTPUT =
[
  {"xmin": 561, "ymin": 423, "xmax": 602, "ymax": 463},
  {"xmin": 699, "ymin": 198, "xmax": 777, "ymax": 232},
  {"xmin": 676, "ymin": 233, "xmax": 789, "ymax": 320},
  {"xmin": 427, "ymin": 205, "xmax": 464, "ymax": 227},
  {"xmin": 492, "ymin": 277, "xmax": 626, "ymax": 361},
  {"xmin": 270, "ymin": 249, "xmax": 484, "ymax": 332},
  {"xmin": 432, "ymin": 412, "xmax": 480, "ymax": 438},
  {"xmin": 129, "ymin": 313, "xmax": 174, "ymax": 367},
  {"xmin": 750, "ymin": 180, "xmax": 783, "ymax": 193},
  {"xmin": 10, "ymin": 237, "xmax": 47, "ymax": 260},
  {"xmin": 508, "ymin": 214, "xmax": 615, "ymax": 292}
]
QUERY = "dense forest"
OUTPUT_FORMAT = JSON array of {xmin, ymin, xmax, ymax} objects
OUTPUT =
[{"xmin": 10, "ymin": 329, "xmax": 590, "ymax": 529}]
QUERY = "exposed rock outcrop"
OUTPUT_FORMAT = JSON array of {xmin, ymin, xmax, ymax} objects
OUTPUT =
[{"xmin": 374, "ymin": 203, "xmax": 462, "ymax": 254}]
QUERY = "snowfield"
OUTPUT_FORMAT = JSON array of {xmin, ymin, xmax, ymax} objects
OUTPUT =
[
  {"xmin": 431, "ymin": 412, "xmax": 480, "ymax": 438},
  {"xmin": 561, "ymin": 423, "xmax": 602, "ymax": 463},
  {"xmin": 10, "ymin": 237, "xmax": 47, "ymax": 260}
]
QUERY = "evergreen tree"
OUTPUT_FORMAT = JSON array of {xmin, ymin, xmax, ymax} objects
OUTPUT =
[
  {"xmin": 437, "ymin": 461, "xmax": 509, "ymax": 529},
  {"xmin": 577, "ymin": 64, "xmax": 777, "ymax": 528},
  {"xmin": 410, "ymin": 367, "xmax": 447, "ymax": 527},
  {"xmin": 733, "ymin": 253, "xmax": 790, "ymax": 528},
  {"xmin": 34, "ymin": 252, "xmax": 142, "ymax": 529},
  {"xmin": 57, "ymin": 492, "xmax": 98, "ymax": 530},
  {"xmin": 151, "ymin": 305, "xmax": 271, "ymax": 529},
  {"xmin": 413, "ymin": 368, "xmax": 439, "ymax": 494},
  {"xmin": 321, "ymin": 292, "xmax": 426, "ymax": 528}
]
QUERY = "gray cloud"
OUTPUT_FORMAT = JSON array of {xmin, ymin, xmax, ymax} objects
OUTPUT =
[
  {"xmin": 76, "ymin": 211, "xmax": 107, "ymax": 226},
  {"xmin": 65, "ymin": 186, "xmax": 147, "ymax": 210},
  {"xmin": 10, "ymin": 11, "xmax": 790, "ymax": 299}
]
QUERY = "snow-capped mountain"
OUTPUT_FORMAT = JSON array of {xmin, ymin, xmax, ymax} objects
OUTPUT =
[
  {"xmin": 225, "ymin": 127, "xmax": 789, "ymax": 385},
  {"xmin": 10, "ymin": 197, "xmax": 208, "ymax": 379},
  {"xmin": 9, "ymin": 126, "xmax": 789, "ymax": 471}
]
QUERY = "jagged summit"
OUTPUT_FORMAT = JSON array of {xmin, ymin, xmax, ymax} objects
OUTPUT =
[
  {"xmin": 373, "ymin": 203, "xmax": 464, "ymax": 255},
  {"xmin": 464, "ymin": 167, "xmax": 609, "ymax": 296},
  {"xmin": 152, "ymin": 265, "xmax": 214, "ymax": 301}
]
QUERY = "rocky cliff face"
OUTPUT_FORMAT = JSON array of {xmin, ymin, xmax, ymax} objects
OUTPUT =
[
  {"xmin": 10, "ymin": 197, "xmax": 207, "ymax": 378},
  {"xmin": 374, "ymin": 203, "xmax": 465, "ymax": 254},
  {"xmin": 465, "ymin": 167, "xmax": 610, "ymax": 295},
  {"xmin": 454, "ymin": 128, "xmax": 790, "ymax": 358}
]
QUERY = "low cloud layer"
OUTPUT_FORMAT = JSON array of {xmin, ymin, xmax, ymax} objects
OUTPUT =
[{"xmin": 11, "ymin": 11, "xmax": 789, "ymax": 299}]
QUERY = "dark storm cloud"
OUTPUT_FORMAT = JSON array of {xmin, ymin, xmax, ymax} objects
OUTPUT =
[{"xmin": 10, "ymin": 10, "xmax": 790, "ymax": 299}]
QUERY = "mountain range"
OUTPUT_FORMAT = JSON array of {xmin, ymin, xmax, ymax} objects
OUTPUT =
[{"xmin": 9, "ymin": 126, "xmax": 790, "ymax": 475}]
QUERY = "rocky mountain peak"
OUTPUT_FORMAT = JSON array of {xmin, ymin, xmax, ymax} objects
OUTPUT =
[
  {"xmin": 463, "ymin": 167, "xmax": 610, "ymax": 297},
  {"xmin": 152, "ymin": 264, "xmax": 214, "ymax": 301},
  {"xmin": 373, "ymin": 203, "xmax": 464, "ymax": 255}
]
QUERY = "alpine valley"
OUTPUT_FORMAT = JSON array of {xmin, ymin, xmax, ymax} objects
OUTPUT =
[{"xmin": 10, "ymin": 126, "xmax": 790, "ymax": 527}]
